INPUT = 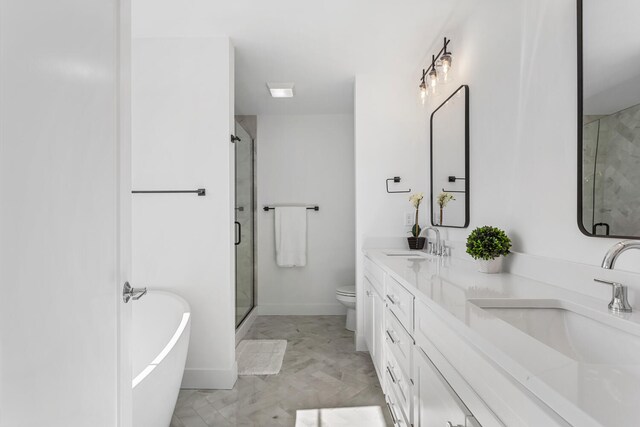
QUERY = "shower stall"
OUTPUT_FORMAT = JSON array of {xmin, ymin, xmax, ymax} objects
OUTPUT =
[
  {"xmin": 582, "ymin": 103, "xmax": 640, "ymax": 236},
  {"xmin": 234, "ymin": 119, "xmax": 256, "ymax": 327}
]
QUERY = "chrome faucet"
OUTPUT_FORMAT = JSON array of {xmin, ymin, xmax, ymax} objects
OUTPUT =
[
  {"xmin": 420, "ymin": 227, "xmax": 442, "ymax": 256},
  {"xmin": 601, "ymin": 240, "xmax": 640, "ymax": 269},
  {"xmin": 594, "ymin": 240, "xmax": 639, "ymax": 313}
]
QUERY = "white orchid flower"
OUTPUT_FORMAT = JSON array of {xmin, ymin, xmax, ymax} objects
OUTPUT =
[
  {"xmin": 409, "ymin": 192, "xmax": 424, "ymax": 208},
  {"xmin": 437, "ymin": 192, "xmax": 455, "ymax": 208}
]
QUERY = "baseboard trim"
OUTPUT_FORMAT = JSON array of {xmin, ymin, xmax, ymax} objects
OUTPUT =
[
  {"xmin": 235, "ymin": 307, "xmax": 258, "ymax": 345},
  {"xmin": 257, "ymin": 303, "xmax": 347, "ymax": 316},
  {"xmin": 181, "ymin": 363, "xmax": 238, "ymax": 390}
]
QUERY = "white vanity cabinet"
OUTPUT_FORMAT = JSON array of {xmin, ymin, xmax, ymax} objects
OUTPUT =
[
  {"xmin": 372, "ymin": 283, "xmax": 384, "ymax": 375},
  {"xmin": 384, "ymin": 309, "xmax": 413, "ymax": 425},
  {"xmin": 363, "ymin": 254, "xmax": 498, "ymax": 427},
  {"xmin": 383, "ymin": 278, "xmax": 415, "ymax": 425},
  {"xmin": 363, "ymin": 252, "xmax": 595, "ymax": 427},
  {"xmin": 363, "ymin": 257, "xmax": 386, "ymax": 379},
  {"xmin": 363, "ymin": 277, "xmax": 375, "ymax": 354},
  {"xmin": 413, "ymin": 346, "xmax": 478, "ymax": 427},
  {"xmin": 364, "ymin": 276, "xmax": 385, "ymax": 373}
]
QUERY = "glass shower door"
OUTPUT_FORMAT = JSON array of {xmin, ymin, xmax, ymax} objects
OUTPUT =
[{"xmin": 235, "ymin": 122, "xmax": 255, "ymax": 327}]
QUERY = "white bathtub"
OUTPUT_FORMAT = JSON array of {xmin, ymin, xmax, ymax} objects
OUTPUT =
[{"xmin": 132, "ymin": 291, "xmax": 191, "ymax": 427}]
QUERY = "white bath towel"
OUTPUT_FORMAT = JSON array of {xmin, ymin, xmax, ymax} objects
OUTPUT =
[{"xmin": 275, "ymin": 206, "xmax": 307, "ymax": 267}]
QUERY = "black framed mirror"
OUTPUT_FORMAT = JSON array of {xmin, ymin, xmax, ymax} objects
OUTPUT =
[
  {"xmin": 578, "ymin": 0, "xmax": 640, "ymax": 238},
  {"xmin": 430, "ymin": 85, "xmax": 469, "ymax": 228}
]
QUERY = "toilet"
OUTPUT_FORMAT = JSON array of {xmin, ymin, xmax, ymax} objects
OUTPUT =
[{"xmin": 336, "ymin": 285, "xmax": 356, "ymax": 331}]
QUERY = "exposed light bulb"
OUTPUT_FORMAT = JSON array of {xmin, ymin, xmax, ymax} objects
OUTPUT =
[
  {"xmin": 440, "ymin": 53, "xmax": 452, "ymax": 76},
  {"xmin": 435, "ymin": 59, "xmax": 445, "ymax": 83},
  {"xmin": 419, "ymin": 81, "xmax": 427, "ymax": 104},
  {"xmin": 428, "ymin": 69, "xmax": 438, "ymax": 89}
]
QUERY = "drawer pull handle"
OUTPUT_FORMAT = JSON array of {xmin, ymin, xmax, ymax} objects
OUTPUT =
[
  {"xmin": 386, "ymin": 366, "xmax": 398, "ymax": 384},
  {"xmin": 386, "ymin": 401, "xmax": 399, "ymax": 425},
  {"xmin": 386, "ymin": 329, "xmax": 396, "ymax": 344},
  {"xmin": 386, "ymin": 294, "xmax": 398, "ymax": 305}
]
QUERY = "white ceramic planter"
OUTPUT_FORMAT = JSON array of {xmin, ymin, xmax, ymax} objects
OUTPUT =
[{"xmin": 476, "ymin": 256, "xmax": 503, "ymax": 274}]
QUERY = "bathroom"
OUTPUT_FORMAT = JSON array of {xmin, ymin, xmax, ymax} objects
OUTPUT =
[{"xmin": 1, "ymin": 0, "xmax": 640, "ymax": 426}]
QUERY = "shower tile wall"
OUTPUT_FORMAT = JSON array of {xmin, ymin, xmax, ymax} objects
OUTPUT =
[
  {"xmin": 583, "ymin": 104, "xmax": 640, "ymax": 235},
  {"xmin": 582, "ymin": 118, "xmax": 601, "ymax": 232}
]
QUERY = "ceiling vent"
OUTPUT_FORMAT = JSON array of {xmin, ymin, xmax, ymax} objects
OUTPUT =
[{"xmin": 267, "ymin": 82, "xmax": 295, "ymax": 98}]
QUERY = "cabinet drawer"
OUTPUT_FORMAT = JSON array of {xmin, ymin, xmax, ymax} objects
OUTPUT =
[
  {"xmin": 364, "ymin": 256, "xmax": 385, "ymax": 293},
  {"xmin": 385, "ymin": 307, "xmax": 412, "ymax": 377},
  {"xmin": 386, "ymin": 349, "xmax": 412, "ymax": 420},
  {"xmin": 386, "ymin": 379, "xmax": 410, "ymax": 427},
  {"xmin": 414, "ymin": 299, "xmax": 432, "ymax": 355},
  {"xmin": 414, "ymin": 300, "xmax": 509, "ymax": 427},
  {"xmin": 413, "ymin": 345, "xmax": 472, "ymax": 427},
  {"xmin": 385, "ymin": 275, "xmax": 414, "ymax": 334}
]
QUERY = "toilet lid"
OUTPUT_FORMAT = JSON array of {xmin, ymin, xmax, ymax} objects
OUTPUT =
[{"xmin": 336, "ymin": 285, "xmax": 356, "ymax": 296}]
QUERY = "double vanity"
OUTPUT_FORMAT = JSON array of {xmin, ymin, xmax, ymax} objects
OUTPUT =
[
  {"xmin": 359, "ymin": 2, "xmax": 640, "ymax": 425},
  {"xmin": 362, "ymin": 249, "xmax": 640, "ymax": 427}
]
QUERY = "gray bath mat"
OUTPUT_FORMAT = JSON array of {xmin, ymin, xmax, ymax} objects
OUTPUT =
[{"xmin": 237, "ymin": 339, "xmax": 287, "ymax": 375}]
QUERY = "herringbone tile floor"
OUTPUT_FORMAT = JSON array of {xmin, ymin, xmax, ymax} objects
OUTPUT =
[{"xmin": 171, "ymin": 315, "xmax": 390, "ymax": 426}]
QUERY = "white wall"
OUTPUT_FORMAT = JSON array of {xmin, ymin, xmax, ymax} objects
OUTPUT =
[
  {"xmin": 354, "ymin": 73, "xmax": 429, "ymax": 348},
  {"xmin": 132, "ymin": 36, "xmax": 237, "ymax": 389},
  {"xmin": 421, "ymin": 0, "xmax": 640, "ymax": 268},
  {"xmin": 354, "ymin": 0, "xmax": 640, "ymax": 348},
  {"xmin": 257, "ymin": 114, "xmax": 355, "ymax": 315}
]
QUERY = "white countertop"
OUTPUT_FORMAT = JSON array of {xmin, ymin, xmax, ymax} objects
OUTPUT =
[{"xmin": 364, "ymin": 249, "xmax": 640, "ymax": 427}]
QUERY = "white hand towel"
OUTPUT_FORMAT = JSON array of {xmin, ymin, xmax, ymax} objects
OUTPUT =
[{"xmin": 275, "ymin": 207, "xmax": 307, "ymax": 267}]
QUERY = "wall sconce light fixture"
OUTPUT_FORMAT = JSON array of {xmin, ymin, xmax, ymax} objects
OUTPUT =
[{"xmin": 419, "ymin": 37, "xmax": 453, "ymax": 103}]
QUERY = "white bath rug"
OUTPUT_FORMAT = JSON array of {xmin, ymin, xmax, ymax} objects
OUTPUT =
[
  {"xmin": 295, "ymin": 406, "xmax": 387, "ymax": 427},
  {"xmin": 237, "ymin": 339, "xmax": 287, "ymax": 375}
]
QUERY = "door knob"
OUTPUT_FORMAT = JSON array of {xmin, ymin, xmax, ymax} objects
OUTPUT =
[{"xmin": 123, "ymin": 282, "xmax": 147, "ymax": 303}]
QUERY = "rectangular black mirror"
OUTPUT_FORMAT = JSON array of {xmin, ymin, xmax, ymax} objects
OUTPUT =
[
  {"xmin": 578, "ymin": 0, "xmax": 640, "ymax": 238},
  {"xmin": 430, "ymin": 85, "xmax": 469, "ymax": 228}
]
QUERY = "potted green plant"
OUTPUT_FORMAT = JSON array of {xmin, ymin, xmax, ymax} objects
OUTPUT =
[
  {"xmin": 408, "ymin": 193, "xmax": 426, "ymax": 249},
  {"xmin": 466, "ymin": 226, "xmax": 512, "ymax": 273},
  {"xmin": 436, "ymin": 192, "xmax": 455, "ymax": 225}
]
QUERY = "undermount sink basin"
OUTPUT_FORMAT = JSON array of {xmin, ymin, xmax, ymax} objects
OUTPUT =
[
  {"xmin": 383, "ymin": 251, "xmax": 428, "ymax": 259},
  {"xmin": 469, "ymin": 299, "xmax": 640, "ymax": 365}
]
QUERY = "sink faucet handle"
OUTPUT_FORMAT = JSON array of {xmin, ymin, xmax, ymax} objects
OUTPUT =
[
  {"xmin": 441, "ymin": 243, "xmax": 451, "ymax": 257},
  {"xmin": 594, "ymin": 279, "xmax": 633, "ymax": 313}
]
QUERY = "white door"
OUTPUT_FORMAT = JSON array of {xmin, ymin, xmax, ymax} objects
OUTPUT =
[{"xmin": 0, "ymin": 0, "xmax": 132, "ymax": 426}]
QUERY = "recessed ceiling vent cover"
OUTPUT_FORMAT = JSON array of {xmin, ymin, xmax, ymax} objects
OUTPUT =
[{"xmin": 267, "ymin": 82, "xmax": 294, "ymax": 98}]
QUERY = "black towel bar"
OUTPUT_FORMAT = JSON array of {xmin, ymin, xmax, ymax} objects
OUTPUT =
[{"xmin": 263, "ymin": 206, "xmax": 319, "ymax": 211}]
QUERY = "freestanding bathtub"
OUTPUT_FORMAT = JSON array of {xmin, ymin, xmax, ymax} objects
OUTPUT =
[{"xmin": 132, "ymin": 291, "xmax": 191, "ymax": 427}]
